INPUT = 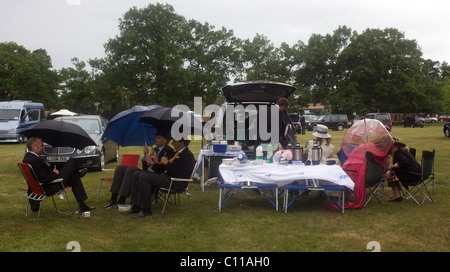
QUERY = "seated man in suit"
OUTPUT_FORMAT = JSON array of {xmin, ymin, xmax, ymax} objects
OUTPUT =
[
  {"xmin": 104, "ymin": 131, "xmax": 175, "ymax": 209},
  {"xmin": 124, "ymin": 138, "xmax": 196, "ymax": 218},
  {"xmin": 22, "ymin": 137, "xmax": 94, "ymax": 213}
]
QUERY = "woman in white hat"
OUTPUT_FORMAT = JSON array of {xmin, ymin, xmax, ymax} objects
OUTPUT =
[{"xmin": 304, "ymin": 124, "xmax": 335, "ymax": 162}]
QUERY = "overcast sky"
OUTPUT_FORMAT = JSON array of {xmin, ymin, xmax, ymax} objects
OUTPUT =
[{"xmin": 1, "ymin": 0, "xmax": 449, "ymax": 70}]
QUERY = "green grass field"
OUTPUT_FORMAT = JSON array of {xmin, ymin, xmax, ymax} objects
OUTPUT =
[{"xmin": 0, "ymin": 123, "xmax": 448, "ymax": 252}]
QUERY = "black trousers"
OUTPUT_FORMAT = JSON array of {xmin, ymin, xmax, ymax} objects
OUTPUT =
[
  {"xmin": 109, "ymin": 165, "xmax": 147, "ymax": 198},
  {"xmin": 130, "ymin": 172, "xmax": 184, "ymax": 209}
]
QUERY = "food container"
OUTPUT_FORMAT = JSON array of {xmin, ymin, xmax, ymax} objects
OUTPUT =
[
  {"xmin": 117, "ymin": 204, "xmax": 131, "ymax": 212},
  {"xmin": 222, "ymin": 158, "xmax": 234, "ymax": 165}
]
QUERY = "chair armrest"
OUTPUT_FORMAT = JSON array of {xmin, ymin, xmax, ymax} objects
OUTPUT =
[
  {"xmin": 45, "ymin": 178, "xmax": 64, "ymax": 184},
  {"xmin": 171, "ymin": 178, "xmax": 192, "ymax": 182},
  {"xmin": 102, "ymin": 169, "xmax": 115, "ymax": 172}
]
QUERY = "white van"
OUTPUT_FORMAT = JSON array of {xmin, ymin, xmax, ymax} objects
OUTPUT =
[{"xmin": 0, "ymin": 100, "xmax": 46, "ymax": 143}]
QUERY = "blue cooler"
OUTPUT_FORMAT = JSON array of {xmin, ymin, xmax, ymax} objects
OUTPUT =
[{"xmin": 212, "ymin": 140, "xmax": 227, "ymax": 152}]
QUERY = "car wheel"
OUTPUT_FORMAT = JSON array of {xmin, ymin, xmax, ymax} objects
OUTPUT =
[
  {"xmin": 445, "ymin": 129, "xmax": 449, "ymax": 138},
  {"xmin": 337, "ymin": 124, "xmax": 344, "ymax": 131}
]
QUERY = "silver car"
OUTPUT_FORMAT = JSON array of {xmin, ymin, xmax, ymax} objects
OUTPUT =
[{"xmin": 43, "ymin": 115, "xmax": 119, "ymax": 170}]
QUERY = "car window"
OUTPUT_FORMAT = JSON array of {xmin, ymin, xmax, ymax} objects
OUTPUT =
[
  {"xmin": 377, "ymin": 114, "xmax": 390, "ymax": 122},
  {"xmin": 64, "ymin": 119, "xmax": 100, "ymax": 135},
  {"xmin": 339, "ymin": 115, "xmax": 347, "ymax": 121}
]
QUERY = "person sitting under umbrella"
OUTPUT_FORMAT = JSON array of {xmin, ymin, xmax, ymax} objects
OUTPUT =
[
  {"xmin": 23, "ymin": 137, "xmax": 94, "ymax": 213},
  {"xmin": 123, "ymin": 138, "xmax": 196, "ymax": 218},
  {"xmin": 104, "ymin": 131, "xmax": 175, "ymax": 210}
]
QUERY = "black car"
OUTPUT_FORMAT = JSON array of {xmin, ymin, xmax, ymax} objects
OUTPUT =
[
  {"xmin": 444, "ymin": 121, "xmax": 450, "ymax": 137},
  {"xmin": 402, "ymin": 116, "xmax": 425, "ymax": 128},
  {"xmin": 42, "ymin": 115, "xmax": 119, "ymax": 170},
  {"xmin": 218, "ymin": 81, "xmax": 297, "ymax": 159},
  {"xmin": 365, "ymin": 112, "xmax": 392, "ymax": 131},
  {"xmin": 308, "ymin": 114, "xmax": 348, "ymax": 131}
]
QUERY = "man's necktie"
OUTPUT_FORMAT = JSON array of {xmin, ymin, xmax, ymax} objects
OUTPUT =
[
  {"xmin": 169, "ymin": 151, "xmax": 179, "ymax": 163},
  {"xmin": 164, "ymin": 151, "xmax": 179, "ymax": 174}
]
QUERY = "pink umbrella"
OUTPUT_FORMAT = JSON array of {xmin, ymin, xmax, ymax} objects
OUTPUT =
[
  {"xmin": 329, "ymin": 119, "xmax": 394, "ymax": 209},
  {"xmin": 342, "ymin": 119, "xmax": 393, "ymax": 160}
]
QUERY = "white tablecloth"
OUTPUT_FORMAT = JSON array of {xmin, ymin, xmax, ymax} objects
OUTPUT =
[
  {"xmin": 193, "ymin": 149, "xmax": 246, "ymax": 175},
  {"xmin": 219, "ymin": 162, "xmax": 354, "ymax": 190}
]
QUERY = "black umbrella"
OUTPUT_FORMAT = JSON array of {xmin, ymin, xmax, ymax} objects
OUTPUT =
[
  {"xmin": 21, "ymin": 120, "xmax": 96, "ymax": 150},
  {"xmin": 138, "ymin": 107, "xmax": 203, "ymax": 139}
]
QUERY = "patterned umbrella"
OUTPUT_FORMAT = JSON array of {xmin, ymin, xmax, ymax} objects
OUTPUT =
[
  {"xmin": 331, "ymin": 118, "xmax": 394, "ymax": 209},
  {"xmin": 341, "ymin": 119, "xmax": 394, "ymax": 160}
]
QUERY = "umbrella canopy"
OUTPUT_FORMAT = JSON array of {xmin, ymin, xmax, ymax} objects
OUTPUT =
[
  {"xmin": 341, "ymin": 119, "xmax": 394, "ymax": 160},
  {"xmin": 139, "ymin": 106, "xmax": 203, "ymax": 139},
  {"xmin": 103, "ymin": 105, "xmax": 160, "ymax": 147},
  {"xmin": 50, "ymin": 109, "xmax": 78, "ymax": 116},
  {"xmin": 21, "ymin": 120, "xmax": 96, "ymax": 150},
  {"xmin": 330, "ymin": 118, "xmax": 394, "ymax": 210}
]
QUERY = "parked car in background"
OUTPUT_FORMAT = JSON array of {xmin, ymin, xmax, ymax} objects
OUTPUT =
[
  {"xmin": 308, "ymin": 114, "xmax": 348, "ymax": 131},
  {"xmin": 402, "ymin": 116, "xmax": 425, "ymax": 128},
  {"xmin": 0, "ymin": 100, "xmax": 45, "ymax": 143},
  {"xmin": 42, "ymin": 115, "xmax": 119, "ymax": 171},
  {"xmin": 365, "ymin": 112, "xmax": 392, "ymax": 131},
  {"xmin": 438, "ymin": 115, "xmax": 450, "ymax": 121},
  {"xmin": 444, "ymin": 121, "xmax": 450, "ymax": 137},
  {"xmin": 289, "ymin": 113, "xmax": 302, "ymax": 133},
  {"xmin": 419, "ymin": 115, "xmax": 437, "ymax": 123}
]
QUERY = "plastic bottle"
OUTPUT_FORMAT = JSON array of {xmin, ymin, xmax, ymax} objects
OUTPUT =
[
  {"xmin": 256, "ymin": 144, "xmax": 263, "ymax": 161},
  {"xmin": 267, "ymin": 142, "xmax": 273, "ymax": 164}
]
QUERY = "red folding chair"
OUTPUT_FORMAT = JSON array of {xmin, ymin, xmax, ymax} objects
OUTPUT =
[
  {"xmin": 18, "ymin": 162, "xmax": 74, "ymax": 218},
  {"xmin": 97, "ymin": 154, "xmax": 142, "ymax": 201},
  {"xmin": 159, "ymin": 161, "xmax": 197, "ymax": 216}
]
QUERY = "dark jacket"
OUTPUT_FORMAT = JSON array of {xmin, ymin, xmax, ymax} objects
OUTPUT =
[
  {"xmin": 142, "ymin": 145, "xmax": 175, "ymax": 174},
  {"xmin": 392, "ymin": 149, "xmax": 422, "ymax": 183},
  {"xmin": 165, "ymin": 147, "xmax": 196, "ymax": 179},
  {"xmin": 22, "ymin": 152, "xmax": 59, "ymax": 183}
]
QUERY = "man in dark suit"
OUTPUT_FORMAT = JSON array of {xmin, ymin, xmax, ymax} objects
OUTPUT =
[
  {"xmin": 104, "ymin": 131, "xmax": 175, "ymax": 209},
  {"xmin": 125, "ymin": 138, "xmax": 196, "ymax": 218},
  {"xmin": 22, "ymin": 137, "xmax": 94, "ymax": 213}
]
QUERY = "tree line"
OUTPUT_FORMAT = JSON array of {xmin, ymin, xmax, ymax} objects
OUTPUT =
[{"xmin": 1, "ymin": 3, "xmax": 449, "ymax": 117}]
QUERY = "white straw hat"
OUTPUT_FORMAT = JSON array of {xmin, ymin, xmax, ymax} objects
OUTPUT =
[{"xmin": 313, "ymin": 124, "xmax": 331, "ymax": 138}]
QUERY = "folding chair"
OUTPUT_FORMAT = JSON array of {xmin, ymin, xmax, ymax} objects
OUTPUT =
[
  {"xmin": 337, "ymin": 149, "xmax": 348, "ymax": 165},
  {"xmin": 159, "ymin": 161, "xmax": 196, "ymax": 216},
  {"xmin": 364, "ymin": 151, "xmax": 385, "ymax": 207},
  {"xmin": 97, "ymin": 154, "xmax": 142, "ymax": 201},
  {"xmin": 400, "ymin": 150, "xmax": 435, "ymax": 205},
  {"xmin": 18, "ymin": 162, "xmax": 74, "ymax": 218}
]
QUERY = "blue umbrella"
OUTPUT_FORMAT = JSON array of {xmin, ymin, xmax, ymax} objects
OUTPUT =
[{"xmin": 104, "ymin": 105, "xmax": 161, "ymax": 147}]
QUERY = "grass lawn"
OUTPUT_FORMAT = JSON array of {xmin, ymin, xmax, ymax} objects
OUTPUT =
[{"xmin": 0, "ymin": 122, "xmax": 448, "ymax": 252}]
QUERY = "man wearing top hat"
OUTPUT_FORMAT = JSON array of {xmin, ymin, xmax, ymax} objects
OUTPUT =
[{"xmin": 104, "ymin": 130, "xmax": 175, "ymax": 209}]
